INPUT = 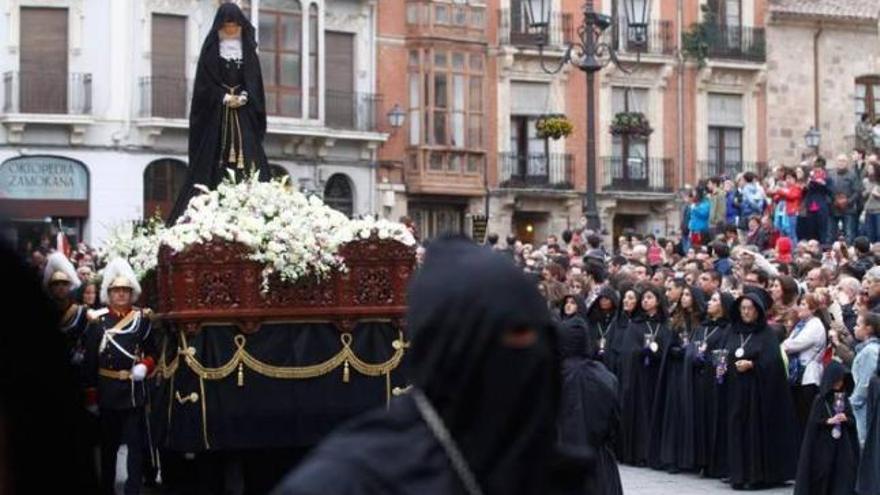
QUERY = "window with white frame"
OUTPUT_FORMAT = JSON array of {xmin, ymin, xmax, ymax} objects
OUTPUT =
[
  {"xmin": 611, "ymin": 87, "xmax": 649, "ymax": 183},
  {"xmin": 708, "ymin": 93, "xmax": 743, "ymax": 175}
]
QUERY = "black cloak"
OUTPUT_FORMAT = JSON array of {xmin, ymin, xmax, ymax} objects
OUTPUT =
[
  {"xmin": 615, "ymin": 285, "xmax": 671, "ymax": 466},
  {"xmin": 794, "ymin": 360, "xmax": 859, "ymax": 495},
  {"xmin": 699, "ymin": 292, "xmax": 735, "ymax": 478},
  {"xmin": 724, "ymin": 289, "xmax": 799, "ymax": 487},
  {"xmin": 856, "ymin": 353, "xmax": 880, "ymax": 495},
  {"xmin": 169, "ymin": 3, "xmax": 269, "ymax": 225},
  {"xmin": 585, "ymin": 286, "xmax": 620, "ymax": 367},
  {"xmin": 556, "ymin": 320, "xmax": 623, "ymax": 495},
  {"xmin": 273, "ymin": 237, "xmax": 586, "ymax": 495},
  {"xmin": 649, "ymin": 286, "xmax": 708, "ymax": 472}
]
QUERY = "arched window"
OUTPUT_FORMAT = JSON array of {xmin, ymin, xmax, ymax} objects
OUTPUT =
[
  {"xmin": 143, "ymin": 159, "xmax": 187, "ymax": 221},
  {"xmin": 323, "ymin": 173, "xmax": 354, "ymax": 218}
]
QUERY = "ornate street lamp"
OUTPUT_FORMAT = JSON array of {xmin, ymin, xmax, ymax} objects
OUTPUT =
[
  {"xmin": 804, "ymin": 126, "xmax": 821, "ymax": 152},
  {"xmin": 527, "ymin": 0, "xmax": 648, "ymax": 230},
  {"xmin": 387, "ymin": 104, "xmax": 406, "ymax": 129}
]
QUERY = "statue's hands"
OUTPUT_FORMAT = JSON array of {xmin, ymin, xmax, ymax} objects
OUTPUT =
[{"xmin": 223, "ymin": 93, "xmax": 246, "ymax": 109}]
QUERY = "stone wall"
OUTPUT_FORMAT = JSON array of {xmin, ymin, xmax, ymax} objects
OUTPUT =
[{"xmin": 767, "ymin": 20, "xmax": 880, "ymax": 163}]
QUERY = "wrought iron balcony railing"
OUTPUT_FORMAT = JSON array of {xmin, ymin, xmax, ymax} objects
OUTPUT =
[
  {"xmin": 601, "ymin": 156, "xmax": 675, "ymax": 193},
  {"xmin": 499, "ymin": 152, "xmax": 574, "ymax": 190},
  {"xmin": 3, "ymin": 71, "xmax": 92, "ymax": 115}
]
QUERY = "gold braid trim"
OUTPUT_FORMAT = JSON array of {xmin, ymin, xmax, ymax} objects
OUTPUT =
[{"xmin": 176, "ymin": 332, "xmax": 407, "ymax": 385}]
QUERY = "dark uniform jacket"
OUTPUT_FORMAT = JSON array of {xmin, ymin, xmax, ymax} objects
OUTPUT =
[{"xmin": 83, "ymin": 307, "xmax": 157, "ymax": 410}]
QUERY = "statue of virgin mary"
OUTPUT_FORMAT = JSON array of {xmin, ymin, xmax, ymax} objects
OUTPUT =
[{"xmin": 167, "ymin": 2, "xmax": 270, "ymax": 225}]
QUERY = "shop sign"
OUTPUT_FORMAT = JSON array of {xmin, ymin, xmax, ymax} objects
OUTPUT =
[{"xmin": 0, "ymin": 156, "xmax": 89, "ymax": 201}]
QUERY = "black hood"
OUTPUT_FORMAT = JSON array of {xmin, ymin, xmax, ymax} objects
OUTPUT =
[
  {"xmin": 704, "ymin": 291, "xmax": 735, "ymax": 325},
  {"xmin": 618, "ymin": 285, "xmax": 643, "ymax": 320},
  {"xmin": 406, "ymin": 236, "xmax": 560, "ymax": 494},
  {"xmin": 730, "ymin": 287, "xmax": 770, "ymax": 334},
  {"xmin": 687, "ymin": 286, "xmax": 708, "ymax": 318},
  {"xmin": 560, "ymin": 294, "xmax": 589, "ymax": 322},
  {"xmin": 557, "ymin": 318, "xmax": 588, "ymax": 360},
  {"xmin": 586, "ymin": 286, "xmax": 619, "ymax": 322},
  {"xmin": 819, "ymin": 360, "xmax": 854, "ymax": 398}
]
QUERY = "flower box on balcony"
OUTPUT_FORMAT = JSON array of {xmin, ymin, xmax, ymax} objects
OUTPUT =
[
  {"xmin": 535, "ymin": 114, "xmax": 574, "ymax": 140},
  {"xmin": 610, "ymin": 112, "xmax": 654, "ymax": 136}
]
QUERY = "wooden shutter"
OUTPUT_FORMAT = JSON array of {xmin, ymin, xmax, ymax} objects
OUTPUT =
[
  {"xmin": 325, "ymin": 31, "xmax": 355, "ymax": 127},
  {"xmin": 20, "ymin": 7, "xmax": 68, "ymax": 113},
  {"xmin": 151, "ymin": 14, "xmax": 187, "ymax": 118}
]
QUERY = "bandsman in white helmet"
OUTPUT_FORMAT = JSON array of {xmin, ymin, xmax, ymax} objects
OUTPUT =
[
  {"xmin": 83, "ymin": 257, "xmax": 156, "ymax": 495},
  {"xmin": 43, "ymin": 252, "xmax": 88, "ymax": 366}
]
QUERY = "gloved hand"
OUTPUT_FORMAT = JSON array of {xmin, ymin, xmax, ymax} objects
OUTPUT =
[
  {"xmin": 85, "ymin": 387, "xmax": 99, "ymax": 416},
  {"xmin": 131, "ymin": 363, "xmax": 148, "ymax": 382}
]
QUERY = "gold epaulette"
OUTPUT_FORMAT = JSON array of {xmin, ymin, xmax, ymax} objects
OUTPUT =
[{"xmin": 87, "ymin": 308, "xmax": 109, "ymax": 322}]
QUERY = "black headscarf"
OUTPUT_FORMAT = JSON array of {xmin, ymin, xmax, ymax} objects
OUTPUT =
[
  {"xmin": 586, "ymin": 286, "xmax": 619, "ymax": 323},
  {"xmin": 407, "ymin": 236, "xmax": 562, "ymax": 494},
  {"xmin": 557, "ymin": 319, "xmax": 588, "ymax": 360}
]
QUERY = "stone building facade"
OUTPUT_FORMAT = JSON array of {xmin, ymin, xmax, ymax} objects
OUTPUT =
[{"xmin": 767, "ymin": 0, "xmax": 880, "ymax": 163}]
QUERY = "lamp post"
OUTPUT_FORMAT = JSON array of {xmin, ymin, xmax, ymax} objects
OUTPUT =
[
  {"xmin": 804, "ymin": 126, "xmax": 821, "ymax": 156},
  {"xmin": 524, "ymin": 0, "xmax": 648, "ymax": 230}
]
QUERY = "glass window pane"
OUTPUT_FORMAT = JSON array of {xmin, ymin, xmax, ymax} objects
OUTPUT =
[
  {"xmin": 470, "ymin": 54, "xmax": 483, "ymax": 71},
  {"xmin": 453, "ymin": 75, "xmax": 465, "ymax": 110},
  {"xmin": 266, "ymin": 92, "xmax": 277, "ymax": 115},
  {"xmin": 280, "ymin": 53, "xmax": 301, "ymax": 86},
  {"xmin": 282, "ymin": 14, "xmax": 301, "ymax": 50},
  {"xmin": 612, "ymin": 135, "xmax": 623, "ymax": 157},
  {"xmin": 409, "ymin": 50, "xmax": 419, "ymax": 67},
  {"xmin": 453, "ymin": 112, "xmax": 465, "ymax": 148},
  {"xmin": 469, "ymin": 115, "xmax": 482, "ymax": 148},
  {"xmin": 429, "ymin": 152, "xmax": 444, "ymax": 170},
  {"xmin": 260, "ymin": 15, "xmax": 277, "ymax": 49},
  {"xmin": 471, "ymin": 9, "xmax": 485, "ymax": 28},
  {"xmin": 467, "ymin": 154, "xmax": 481, "ymax": 173},
  {"xmin": 856, "ymin": 84, "xmax": 867, "ymax": 97},
  {"xmin": 260, "ymin": 52, "xmax": 277, "ymax": 85},
  {"xmin": 469, "ymin": 77, "xmax": 482, "ymax": 112},
  {"xmin": 434, "ymin": 51, "xmax": 447, "ymax": 67},
  {"xmin": 434, "ymin": 74, "xmax": 447, "ymax": 107},
  {"xmin": 435, "ymin": 5, "xmax": 449, "ymax": 24},
  {"xmin": 452, "ymin": 53, "xmax": 465, "ymax": 70},
  {"xmin": 406, "ymin": 4, "xmax": 418, "ymax": 24},
  {"xmin": 281, "ymin": 93, "xmax": 301, "ymax": 117},
  {"xmin": 449, "ymin": 154, "xmax": 462, "ymax": 171},
  {"xmin": 433, "ymin": 111, "xmax": 447, "ymax": 144}
]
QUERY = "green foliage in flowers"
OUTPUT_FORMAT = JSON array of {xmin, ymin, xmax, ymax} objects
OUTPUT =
[
  {"xmin": 535, "ymin": 115, "xmax": 574, "ymax": 140},
  {"xmin": 610, "ymin": 112, "xmax": 653, "ymax": 136}
]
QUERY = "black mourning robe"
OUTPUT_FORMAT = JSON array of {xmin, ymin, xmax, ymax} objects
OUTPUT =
[
  {"xmin": 724, "ymin": 291, "xmax": 799, "ymax": 487},
  {"xmin": 696, "ymin": 304, "xmax": 733, "ymax": 478},
  {"xmin": 168, "ymin": 3, "xmax": 269, "ymax": 225},
  {"xmin": 615, "ymin": 291, "xmax": 671, "ymax": 466},
  {"xmin": 557, "ymin": 321, "xmax": 623, "ymax": 495},
  {"xmin": 649, "ymin": 287, "xmax": 708, "ymax": 472},
  {"xmin": 794, "ymin": 361, "xmax": 859, "ymax": 495},
  {"xmin": 273, "ymin": 237, "xmax": 587, "ymax": 495},
  {"xmin": 856, "ymin": 359, "xmax": 880, "ymax": 495}
]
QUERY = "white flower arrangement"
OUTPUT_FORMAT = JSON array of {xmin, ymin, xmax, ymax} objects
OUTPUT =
[
  {"xmin": 100, "ymin": 173, "xmax": 415, "ymax": 291},
  {"xmin": 98, "ymin": 218, "xmax": 166, "ymax": 281}
]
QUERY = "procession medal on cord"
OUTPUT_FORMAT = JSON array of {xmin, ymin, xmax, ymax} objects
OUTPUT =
[
  {"xmin": 735, "ymin": 333, "xmax": 753, "ymax": 359},
  {"xmin": 700, "ymin": 325, "xmax": 719, "ymax": 357},
  {"xmin": 598, "ymin": 323, "xmax": 606, "ymax": 354},
  {"xmin": 646, "ymin": 322, "xmax": 660, "ymax": 354}
]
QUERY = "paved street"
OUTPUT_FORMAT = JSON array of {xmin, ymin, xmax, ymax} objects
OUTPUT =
[{"xmin": 619, "ymin": 465, "xmax": 794, "ymax": 494}]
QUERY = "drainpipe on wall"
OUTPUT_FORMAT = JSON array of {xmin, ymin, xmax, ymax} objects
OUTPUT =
[
  {"xmin": 677, "ymin": 0, "xmax": 685, "ymax": 189},
  {"xmin": 813, "ymin": 25, "xmax": 823, "ymax": 137}
]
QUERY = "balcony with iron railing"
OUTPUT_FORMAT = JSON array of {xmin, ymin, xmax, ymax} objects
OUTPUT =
[
  {"xmin": 601, "ymin": 156, "xmax": 675, "ymax": 193},
  {"xmin": 406, "ymin": 1, "xmax": 487, "ymax": 41},
  {"xmin": 498, "ymin": 9, "xmax": 573, "ymax": 48},
  {"xmin": 499, "ymin": 152, "xmax": 575, "ymax": 190},
  {"xmin": 705, "ymin": 26, "xmax": 766, "ymax": 63},
  {"xmin": 138, "ymin": 76, "xmax": 190, "ymax": 120},
  {"xmin": 3, "ymin": 71, "xmax": 92, "ymax": 115},
  {"xmin": 325, "ymin": 91, "xmax": 382, "ymax": 133},
  {"xmin": 698, "ymin": 160, "xmax": 767, "ymax": 179},
  {"xmin": 603, "ymin": 20, "xmax": 675, "ymax": 57}
]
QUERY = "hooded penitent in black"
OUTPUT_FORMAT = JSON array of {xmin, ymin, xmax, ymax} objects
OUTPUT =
[
  {"xmin": 273, "ymin": 237, "xmax": 583, "ymax": 495},
  {"xmin": 556, "ymin": 320, "xmax": 623, "ymax": 495},
  {"xmin": 168, "ymin": 3, "xmax": 270, "ymax": 224},
  {"xmin": 856, "ymin": 353, "xmax": 880, "ymax": 495},
  {"xmin": 615, "ymin": 285, "xmax": 672, "ymax": 466},
  {"xmin": 699, "ymin": 292, "xmax": 734, "ymax": 478},
  {"xmin": 585, "ymin": 287, "xmax": 620, "ymax": 369},
  {"xmin": 649, "ymin": 285, "xmax": 708, "ymax": 472},
  {"xmin": 723, "ymin": 288, "xmax": 799, "ymax": 488},
  {"xmin": 794, "ymin": 360, "xmax": 859, "ymax": 495}
]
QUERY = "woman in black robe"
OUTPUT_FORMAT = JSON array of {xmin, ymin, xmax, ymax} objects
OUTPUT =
[
  {"xmin": 273, "ymin": 237, "xmax": 587, "ymax": 495},
  {"xmin": 168, "ymin": 3, "xmax": 270, "ymax": 224},
  {"xmin": 557, "ymin": 319, "xmax": 623, "ymax": 495},
  {"xmin": 615, "ymin": 285, "xmax": 671, "ymax": 466},
  {"xmin": 723, "ymin": 288, "xmax": 799, "ymax": 489},
  {"xmin": 584, "ymin": 287, "xmax": 620, "ymax": 368},
  {"xmin": 794, "ymin": 360, "xmax": 859, "ymax": 495},
  {"xmin": 650, "ymin": 285, "xmax": 707, "ymax": 472},
  {"xmin": 857, "ymin": 352, "xmax": 880, "ymax": 495},
  {"xmin": 699, "ymin": 291, "xmax": 734, "ymax": 479}
]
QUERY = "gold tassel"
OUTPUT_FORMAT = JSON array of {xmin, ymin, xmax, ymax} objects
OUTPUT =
[
  {"xmin": 343, "ymin": 361, "xmax": 350, "ymax": 383},
  {"xmin": 237, "ymin": 363, "xmax": 244, "ymax": 387},
  {"xmin": 228, "ymin": 142, "xmax": 237, "ymax": 164},
  {"xmin": 237, "ymin": 150, "xmax": 245, "ymax": 169}
]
